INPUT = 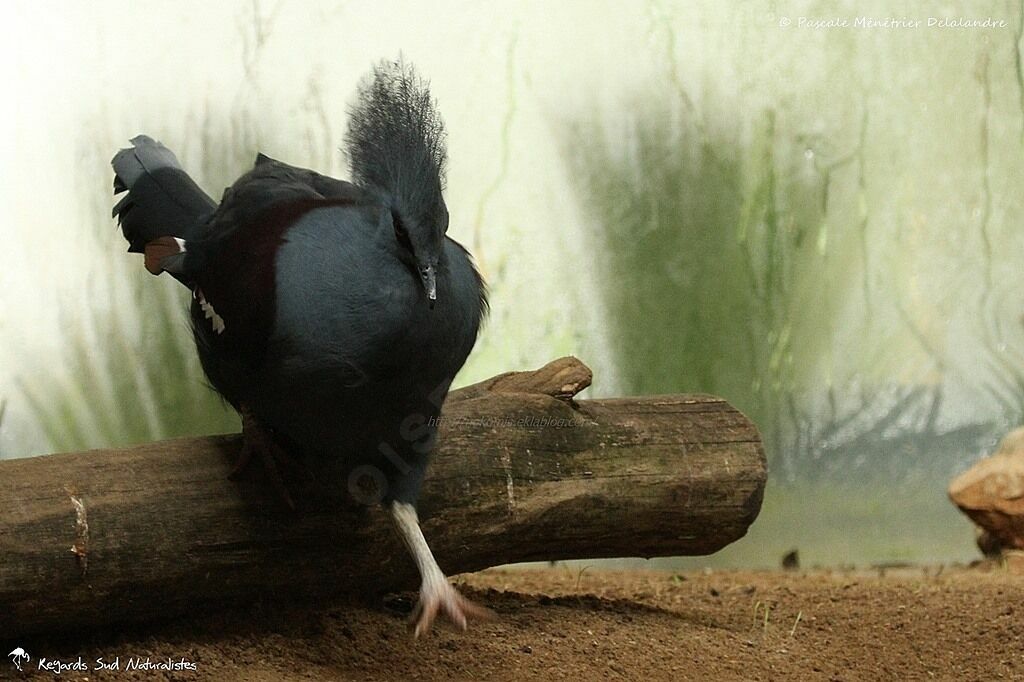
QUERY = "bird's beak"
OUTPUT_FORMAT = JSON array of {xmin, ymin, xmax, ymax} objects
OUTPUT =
[{"xmin": 419, "ymin": 265, "xmax": 437, "ymax": 309}]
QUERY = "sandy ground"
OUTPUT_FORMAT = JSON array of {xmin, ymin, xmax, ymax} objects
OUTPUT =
[{"xmin": 9, "ymin": 564, "xmax": 1024, "ymax": 681}]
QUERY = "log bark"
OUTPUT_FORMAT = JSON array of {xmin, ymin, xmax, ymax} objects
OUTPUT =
[{"xmin": 0, "ymin": 357, "xmax": 765, "ymax": 638}]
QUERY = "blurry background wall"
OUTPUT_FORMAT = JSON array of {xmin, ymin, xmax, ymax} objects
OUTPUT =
[{"xmin": 2, "ymin": 0, "xmax": 1022, "ymax": 567}]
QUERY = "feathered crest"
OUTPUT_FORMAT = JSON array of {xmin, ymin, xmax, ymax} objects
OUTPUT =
[{"xmin": 345, "ymin": 58, "xmax": 447, "ymax": 217}]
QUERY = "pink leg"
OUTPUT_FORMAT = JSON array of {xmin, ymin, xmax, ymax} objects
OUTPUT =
[{"xmin": 389, "ymin": 501, "xmax": 493, "ymax": 637}]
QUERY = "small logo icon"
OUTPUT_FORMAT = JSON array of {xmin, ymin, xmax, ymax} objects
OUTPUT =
[{"xmin": 8, "ymin": 647, "xmax": 30, "ymax": 672}]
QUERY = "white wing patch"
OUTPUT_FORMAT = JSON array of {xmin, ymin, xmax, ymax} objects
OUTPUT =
[{"xmin": 195, "ymin": 289, "xmax": 226, "ymax": 334}]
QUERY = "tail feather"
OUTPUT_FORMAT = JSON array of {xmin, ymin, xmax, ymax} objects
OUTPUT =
[{"xmin": 112, "ymin": 135, "xmax": 216, "ymax": 256}]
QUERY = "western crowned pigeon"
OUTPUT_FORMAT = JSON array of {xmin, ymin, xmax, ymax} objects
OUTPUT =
[{"xmin": 111, "ymin": 59, "xmax": 489, "ymax": 636}]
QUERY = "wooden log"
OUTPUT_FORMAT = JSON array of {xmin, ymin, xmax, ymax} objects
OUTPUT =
[{"xmin": 0, "ymin": 357, "xmax": 766, "ymax": 638}]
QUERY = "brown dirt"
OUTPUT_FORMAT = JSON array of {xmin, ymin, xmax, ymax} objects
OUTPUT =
[{"xmin": 10, "ymin": 564, "xmax": 1024, "ymax": 681}]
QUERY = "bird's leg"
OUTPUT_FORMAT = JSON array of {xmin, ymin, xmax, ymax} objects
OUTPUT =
[
  {"xmin": 230, "ymin": 405, "xmax": 303, "ymax": 509},
  {"xmin": 389, "ymin": 500, "xmax": 492, "ymax": 637}
]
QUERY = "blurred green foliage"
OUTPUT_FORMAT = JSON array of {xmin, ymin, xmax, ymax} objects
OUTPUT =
[
  {"xmin": 16, "ymin": 111, "xmax": 263, "ymax": 452},
  {"xmin": 565, "ymin": 98, "xmax": 1010, "ymax": 483},
  {"xmin": 16, "ymin": 4, "xmax": 286, "ymax": 453},
  {"xmin": 566, "ymin": 105, "xmax": 846, "ymax": 467},
  {"xmin": 20, "ymin": 277, "xmax": 238, "ymax": 453}
]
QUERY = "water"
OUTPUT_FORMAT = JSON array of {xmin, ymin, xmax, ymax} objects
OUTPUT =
[{"xmin": 2, "ymin": 0, "xmax": 1022, "ymax": 567}]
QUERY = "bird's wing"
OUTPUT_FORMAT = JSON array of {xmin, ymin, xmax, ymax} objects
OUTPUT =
[
  {"xmin": 188, "ymin": 161, "xmax": 371, "ymax": 377},
  {"xmin": 198, "ymin": 158, "xmax": 365, "ymax": 246},
  {"xmin": 254, "ymin": 153, "xmax": 366, "ymax": 202}
]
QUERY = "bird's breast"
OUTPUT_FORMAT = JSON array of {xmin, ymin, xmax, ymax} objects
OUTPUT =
[{"xmin": 267, "ymin": 206, "xmax": 484, "ymax": 389}]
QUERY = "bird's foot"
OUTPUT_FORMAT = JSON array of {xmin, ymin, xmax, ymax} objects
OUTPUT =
[
  {"xmin": 409, "ymin": 575, "xmax": 493, "ymax": 638},
  {"xmin": 230, "ymin": 406, "xmax": 304, "ymax": 509}
]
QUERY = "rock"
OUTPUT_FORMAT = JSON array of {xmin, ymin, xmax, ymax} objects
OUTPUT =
[
  {"xmin": 1003, "ymin": 550, "xmax": 1024, "ymax": 574},
  {"xmin": 949, "ymin": 427, "xmax": 1024, "ymax": 552},
  {"xmin": 975, "ymin": 527, "xmax": 1002, "ymax": 559}
]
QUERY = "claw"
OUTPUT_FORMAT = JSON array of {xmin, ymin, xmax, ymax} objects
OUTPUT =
[
  {"xmin": 228, "ymin": 439, "xmax": 255, "ymax": 480},
  {"xmin": 410, "ymin": 578, "xmax": 494, "ymax": 638},
  {"xmin": 230, "ymin": 405, "xmax": 302, "ymax": 509},
  {"xmin": 389, "ymin": 500, "xmax": 494, "ymax": 637}
]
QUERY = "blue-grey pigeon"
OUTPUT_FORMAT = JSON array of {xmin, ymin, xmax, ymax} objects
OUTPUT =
[{"xmin": 112, "ymin": 59, "xmax": 489, "ymax": 636}]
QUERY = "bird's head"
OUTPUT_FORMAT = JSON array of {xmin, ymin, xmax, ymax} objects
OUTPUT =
[
  {"xmin": 346, "ymin": 58, "xmax": 450, "ymax": 310},
  {"xmin": 390, "ymin": 198, "xmax": 448, "ymax": 309}
]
